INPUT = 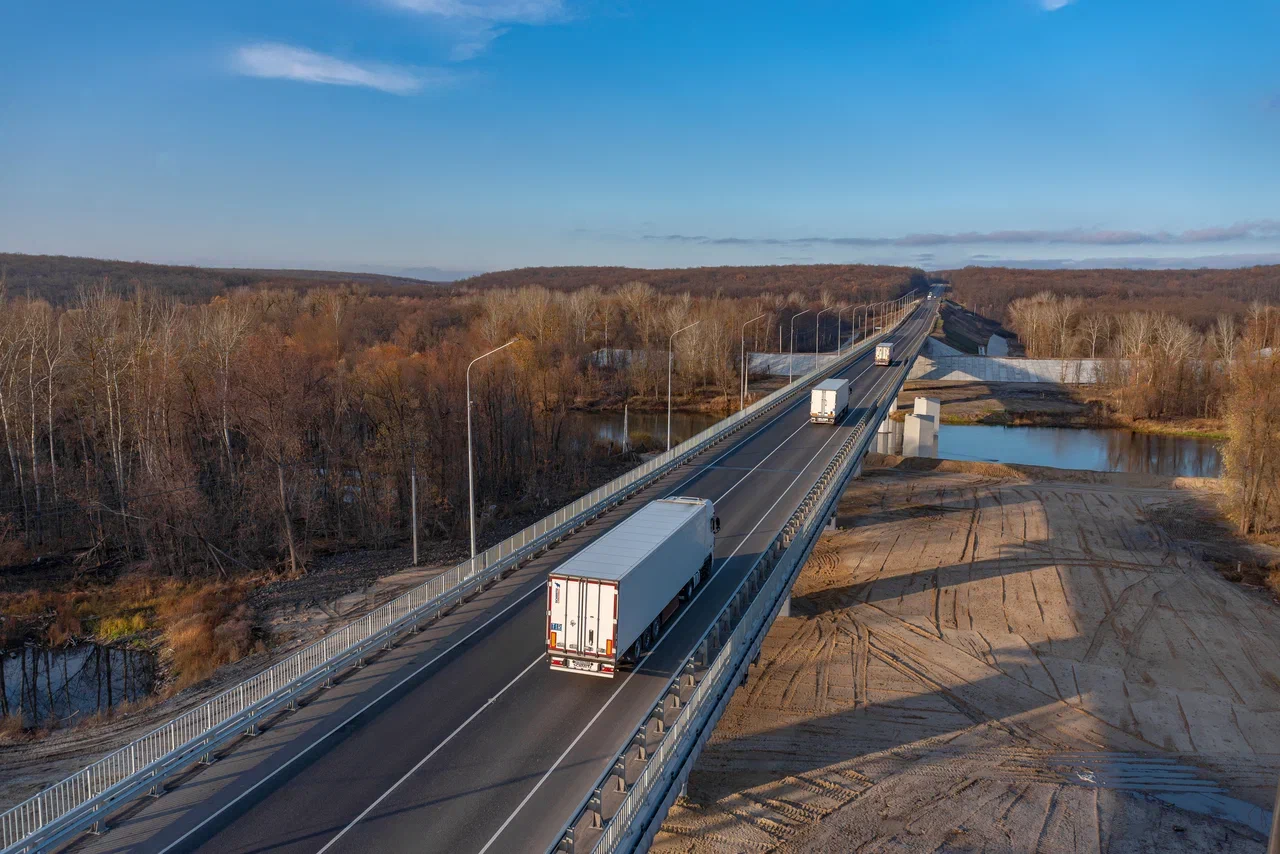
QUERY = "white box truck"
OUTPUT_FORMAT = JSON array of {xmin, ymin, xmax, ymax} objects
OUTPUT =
[
  {"xmin": 810, "ymin": 378, "xmax": 850, "ymax": 424},
  {"xmin": 547, "ymin": 497, "xmax": 716, "ymax": 677},
  {"xmin": 875, "ymin": 342, "xmax": 894, "ymax": 366}
]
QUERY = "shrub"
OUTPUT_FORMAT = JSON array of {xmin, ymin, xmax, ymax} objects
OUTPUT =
[{"xmin": 158, "ymin": 583, "xmax": 254, "ymax": 689}]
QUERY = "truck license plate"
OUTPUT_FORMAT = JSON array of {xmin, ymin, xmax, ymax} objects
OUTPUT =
[{"xmin": 569, "ymin": 659, "xmax": 599, "ymax": 672}]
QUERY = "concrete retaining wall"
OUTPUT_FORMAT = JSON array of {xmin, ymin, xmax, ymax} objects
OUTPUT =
[{"xmin": 908, "ymin": 357, "xmax": 1106, "ymax": 384}]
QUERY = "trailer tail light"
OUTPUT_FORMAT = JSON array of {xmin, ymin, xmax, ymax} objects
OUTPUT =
[
  {"xmin": 606, "ymin": 639, "xmax": 613, "ymax": 656},
  {"xmin": 549, "ymin": 631, "xmax": 557, "ymax": 648}
]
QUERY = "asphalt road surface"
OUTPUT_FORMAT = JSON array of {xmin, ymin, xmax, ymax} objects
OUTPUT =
[{"xmin": 72, "ymin": 298, "xmax": 938, "ymax": 854}]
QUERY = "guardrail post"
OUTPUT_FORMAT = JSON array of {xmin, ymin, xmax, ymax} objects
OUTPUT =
[
  {"xmin": 588, "ymin": 792, "xmax": 604, "ymax": 829},
  {"xmin": 630, "ymin": 726, "xmax": 648, "ymax": 762},
  {"xmin": 87, "ymin": 806, "xmax": 105, "ymax": 836}
]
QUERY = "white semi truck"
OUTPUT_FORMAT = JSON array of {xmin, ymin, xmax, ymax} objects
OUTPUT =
[
  {"xmin": 810, "ymin": 378, "xmax": 850, "ymax": 424},
  {"xmin": 875, "ymin": 342, "xmax": 894, "ymax": 366},
  {"xmin": 547, "ymin": 497, "xmax": 717, "ymax": 677}
]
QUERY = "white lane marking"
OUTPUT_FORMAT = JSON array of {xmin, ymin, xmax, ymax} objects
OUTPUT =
[
  {"xmin": 316, "ymin": 351, "xmax": 887, "ymax": 853},
  {"xmin": 167, "ymin": 309, "xmax": 933, "ymax": 853},
  {"xmin": 156, "ymin": 581, "xmax": 547, "ymax": 854},
  {"xmin": 473, "ymin": 353, "xmax": 905, "ymax": 853},
  {"xmin": 658, "ymin": 329, "xmax": 885, "ymax": 499},
  {"xmin": 314, "ymin": 654, "xmax": 546, "ymax": 854}
]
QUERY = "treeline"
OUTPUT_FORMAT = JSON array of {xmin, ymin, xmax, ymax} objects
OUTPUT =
[
  {"xmin": 0, "ymin": 253, "xmax": 444, "ymax": 307},
  {"xmin": 947, "ymin": 266, "xmax": 1280, "ymax": 329},
  {"xmin": 461, "ymin": 264, "xmax": 929, "ymax": 302},
  {"xmin": 0, "ymin": 276, "xmax": 897, "ymax": 578},
  {"xmin": 1223, "ymin": 306, "xmax": 1280, "ymax": 536},
  {"xmin": 1004, "ymin": 291, "xmax": 1243, "ymax": 418}
]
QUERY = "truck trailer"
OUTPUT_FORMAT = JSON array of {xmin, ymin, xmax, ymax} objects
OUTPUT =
[
  {"xmin": 875, "ymin": 343, "xmax": 894, "ymax": 366},
  {"xmin": 547, "ymin": 497, "xmax": 716, "ymax": 677},
  {"xmin": 810, "ymin": 378, "xmax": 850, "ymax": 424}
]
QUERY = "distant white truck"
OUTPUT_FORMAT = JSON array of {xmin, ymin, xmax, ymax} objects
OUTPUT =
[
  {"xmin": 547, "ymin": 497, "xmax": 717, "ymax": 677},
  {"xmin": 810, "ymin": 378, "xmax": 850, "ymax": 424},
  {"xmin": 875, "ymin": 342, "xmax": 894, "ymax": 366}
]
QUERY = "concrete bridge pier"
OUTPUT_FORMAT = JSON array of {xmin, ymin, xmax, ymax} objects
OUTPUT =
[{"xmin": 903, "ymin": 397, "xmax": 941, "ymax": 458}]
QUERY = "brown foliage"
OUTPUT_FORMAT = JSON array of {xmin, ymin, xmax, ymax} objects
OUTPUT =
[
  {"xmin": 460, "ymin": 264, "xmax": 927, "ymax": 302},
  {"xmin": 157, "ymin": 583, "xmax": 254, "ymax": 689},
  {"xmin": 1223, "ymin": 306, "xmax": 1280, "ymax": 535},
  {"xmin": 947, "ymin": 266, "xmax": 1280, "ymax": 329},
  {"xmin": 2, "ymin": 260, "xmax": 908, "ymax": 583}
]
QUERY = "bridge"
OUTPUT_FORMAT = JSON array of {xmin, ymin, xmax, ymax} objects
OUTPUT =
[{"xmin": 2, "ymin": 290, "xmax": 941, "ymax": 854}]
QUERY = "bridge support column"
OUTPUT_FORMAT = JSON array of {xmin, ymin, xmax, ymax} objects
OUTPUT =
[
  {"xmin": 779, "ymin": 595, "xmax": 791, "ymax": 618},
  {"xmin": 904, "ymin": 413, "xmax": 938, "ymax": 458}
]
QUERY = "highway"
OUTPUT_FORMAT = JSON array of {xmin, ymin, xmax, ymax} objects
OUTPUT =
[{"xmin": 73, "ymin": 296, "xmax": 938, "ymax": 854}]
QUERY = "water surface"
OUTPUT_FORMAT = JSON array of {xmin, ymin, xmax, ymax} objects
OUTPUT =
[
  {"xmin": 564, "ymin": 410, "xmax": 723, "ymax": 449},
  {"xmin": 937, "ymin": 425, "xmax": 1222, "ymax": 478}
]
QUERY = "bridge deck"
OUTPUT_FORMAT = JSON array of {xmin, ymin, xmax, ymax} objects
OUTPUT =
[{"xmin": 69, "ymin": 301, "xmax": 937, "ymax": 854}]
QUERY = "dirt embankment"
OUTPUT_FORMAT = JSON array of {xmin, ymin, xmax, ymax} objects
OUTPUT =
[
  {"xmin": 656, "ymin": 459, "xmax": 1280, "ymax": 853},
  {"xmin": 897, "ymin": 380, "xmax": 1228, "ymax": 439}
]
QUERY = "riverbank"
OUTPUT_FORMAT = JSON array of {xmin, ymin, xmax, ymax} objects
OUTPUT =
[
  {"xmin": 0, "ymin": 442, "xmax": 642, "ymax": 744},
  {"xmin": 573, "ymin": 375, "xmax": 790, "ymax": 417},
  {"xmin": 655, "ymin": 457, "xmax": 1280, "ymax": 853},
  {"xmin": 896, "ymin": 379, "xmax": 1229, "ymax": 440}
]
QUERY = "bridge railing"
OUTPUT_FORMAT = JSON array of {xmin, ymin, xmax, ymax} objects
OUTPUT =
[
  {"xmin": 0, "ymin": 299, "xmax": 920, "ymax": 854},
  {"xmin": 548, "ymin": 303, "xmax": 930, "ymax": 854}
]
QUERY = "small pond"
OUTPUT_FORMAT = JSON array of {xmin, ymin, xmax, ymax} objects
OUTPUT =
[
  {"xmin": 2, "ymin": 644, "xmax": 157, "ymax": 728},
  {"xmin": 936, "ymin": 425, "xmax": 1222, "ymax": 478},
  {"xmin": 564, "ymin": 410, "xmax": 723, "ymax": 449}
]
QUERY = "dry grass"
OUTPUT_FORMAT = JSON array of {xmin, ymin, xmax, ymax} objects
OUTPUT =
[
  {"xmin": 0, "ymin": 713, "xmax": 27, "ymax": 743},
  {"xmin": 156, "ymin": 583, "xmax": 256, "ymax": 690},
  {"xmin": 1, "ymin": 573, "xmax": 260, "ymax": 691}
]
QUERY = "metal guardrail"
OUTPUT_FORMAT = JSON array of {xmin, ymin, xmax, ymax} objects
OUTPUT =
[
  {"xmin": 0, "ymin": 304, "xmax": 918, "ymax": 854},
  {"xmin": 549, "ymin": 306, "xmax": 930, "ymax": 854}
]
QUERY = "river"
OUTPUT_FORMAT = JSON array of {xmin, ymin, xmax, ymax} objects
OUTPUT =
[
  {"xmin": 566, "ymin": 409, "xmax": 1222, "ymax": 478},
  {"xmin": 936, "ymin": 425, "xmax": 1222, "ymax": 478}
]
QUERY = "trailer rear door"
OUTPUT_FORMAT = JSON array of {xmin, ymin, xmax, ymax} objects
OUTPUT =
[{"xmin": 548, "ymin": 575, "xmax": 617, "ymax": 673}]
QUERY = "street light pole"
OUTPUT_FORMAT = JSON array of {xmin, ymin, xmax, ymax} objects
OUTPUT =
[
  {"xmin": 836, "ymin": 304, "xmax": 848, "ymax": 354},
  {"xmin": 789, "ymin": 309, "xmax": 811, "ymax": 382},
  {"xmin": 815, "ymin": 306, "xmax": 834, "ymax": 357},
  {"xmin": 668, "ymin": 321, "xmax": 701, "ymax": 450},
  {"xmin": 740, "ymin": 313, "xmax": 765, "ymax": 411},
  {"xmin": 467, "ymin": 339, "xmax": 517, "ymax": 561}
]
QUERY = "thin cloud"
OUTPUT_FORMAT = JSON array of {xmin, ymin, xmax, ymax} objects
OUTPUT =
[
  {"xmin": 643, "ymin": 221, "xmax": 1280, "ymax": 249},
  {"xmin": 1040, "ymin": 0, "xmax": 1075, "ymax": 9},
  {"xmin": 384, "ymin": 0, "xmax": 564, "ymax": 24},
  {"xmin": 232, "ymin": 43, "xmax": 447, "ymax": 95},
  {"xmin": 381, "ymin": 0, "xmax": 565, "ymax": 58},
  {"xmin": 970, "ymin": 253, "xmax": 1280, "ymax": 270}
]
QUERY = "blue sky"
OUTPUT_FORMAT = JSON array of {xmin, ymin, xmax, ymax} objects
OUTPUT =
[{"xmin": 1, "ymin": 0, "xmax": 1278, "ymax": 275}]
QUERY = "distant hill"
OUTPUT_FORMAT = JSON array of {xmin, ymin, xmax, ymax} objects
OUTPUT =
[
  {"xmin": 458, "ymin": 264, "xmax": 932, "ymax": 301},
  {"xmin": 943, "ymin": 265, "xmax": 1280, "ymax": 328},
  {"xmin": 0, "ymin": 253, "xmax": 450, "ymax": 305}
]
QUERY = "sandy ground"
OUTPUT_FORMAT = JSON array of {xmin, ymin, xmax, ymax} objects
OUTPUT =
[
  {"xmin": 896, "ymin": 381, "xmax": 1097, "ymax": 425},
  {"xmin": 895, "ymin": 380, "xmax": 1228, "ymax": 440},
  {"xmin": 655, "ymin": 459, "xmax": 1280, "ymax": 853}
]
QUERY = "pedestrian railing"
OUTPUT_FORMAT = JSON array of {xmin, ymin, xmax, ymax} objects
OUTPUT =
[{"xmin": 0, "ymin": 303, "xmax": 920, "ymax": 854}]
